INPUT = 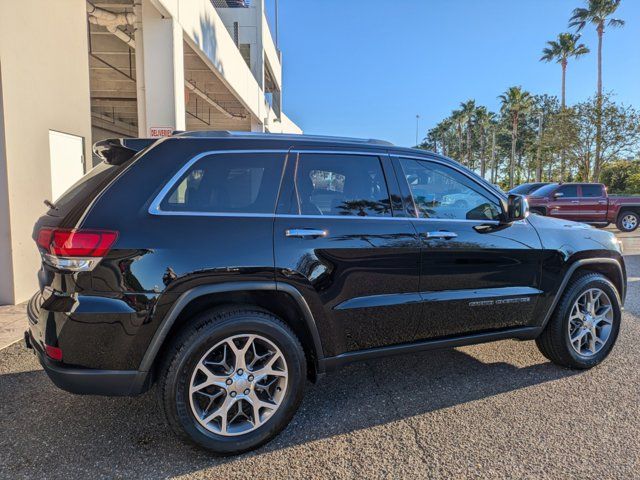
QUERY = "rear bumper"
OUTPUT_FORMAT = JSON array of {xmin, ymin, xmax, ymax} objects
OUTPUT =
[{"xmin": 26, "ymin": 299, "xmax": 150, "ymax": 396}]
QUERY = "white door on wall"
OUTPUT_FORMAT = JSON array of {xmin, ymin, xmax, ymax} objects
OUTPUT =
[{"xmin": 48, "ymin": 130, "xmax": 85, "ymax": 201}]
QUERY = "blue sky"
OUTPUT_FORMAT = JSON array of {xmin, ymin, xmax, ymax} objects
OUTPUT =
[{"xmin": 267, "ymin": 0, "xmax": 639, "ymax": 147}]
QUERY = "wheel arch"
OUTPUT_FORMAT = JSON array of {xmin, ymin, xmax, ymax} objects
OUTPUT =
[
  {"xmin": 134, "ymin": 282, "xmax": 325, "ymax": 391},
  {"xmin": 540, "ymin": 258, "xmax": 626, "ymax": 331}
]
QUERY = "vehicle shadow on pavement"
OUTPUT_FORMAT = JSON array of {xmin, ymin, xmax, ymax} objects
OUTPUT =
[{"xmin": 0, "ymin": 340, "xmax": 577, "ymax": 476}]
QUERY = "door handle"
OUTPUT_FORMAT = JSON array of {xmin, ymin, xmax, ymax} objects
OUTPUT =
[
  {"xmin": 571, "ymin": 200, "xmax": 579, "ymax": 204},
  {"xmin": 424, "ymin": 231, "xmax": 458, "ymax": 240},
  {"xmin": 598, "ymin": 201, "xmax": 607, "ymax": 204},
  {"xmin": 285, "ymin": 228, "xmax": 328, "ymax": 238}
]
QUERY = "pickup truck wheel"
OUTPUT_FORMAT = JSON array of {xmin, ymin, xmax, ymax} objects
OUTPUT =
[
  {"xmin": 617, "ymin": 211, "xmax": 639, "ymax": 232},
  {"xmin": 530, "ymin": 207, "xmax": 546, "ymax": 216},
  {"xmin": 535, "ymin": 273, "xmax": 621, "ymax": 369},
  {"xmin": 157, "ymin": 307, "xmax": 306, "ymax": 455}
]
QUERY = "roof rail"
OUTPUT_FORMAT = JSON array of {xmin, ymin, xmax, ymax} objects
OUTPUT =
[{"xmin": 171, "ymin": 130, "xmax": 394, "ymax": 146}]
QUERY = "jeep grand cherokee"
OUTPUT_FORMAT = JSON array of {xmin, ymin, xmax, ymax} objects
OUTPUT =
[{"xmin": 26, "ymin": 131, "xmax": 626, "ymax": 454}]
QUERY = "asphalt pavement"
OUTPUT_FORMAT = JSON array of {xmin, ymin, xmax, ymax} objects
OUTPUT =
[{"xmin": 1, "ymin": 228, "xmax": 639, "ymax": 479}]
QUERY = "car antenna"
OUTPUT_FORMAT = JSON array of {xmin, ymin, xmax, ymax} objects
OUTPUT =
[{"xmin": 44, "ymin": 199, "xmax": 57, "ymax": 210}]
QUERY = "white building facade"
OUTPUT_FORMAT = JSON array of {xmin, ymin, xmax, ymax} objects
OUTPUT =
[{"xmin": 0, "ymin": 0, "xmax": 301, "ymax": 305}]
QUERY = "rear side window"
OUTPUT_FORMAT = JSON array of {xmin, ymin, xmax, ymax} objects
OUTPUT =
[
  {"xmin": 159, "ymin": 153, "xmax": 285, "ymax": 214},
  {"xmin": 581, "ymin": 184, "xmax": 603, "ymax": 197},
  {"xmin": 556, "ymin": 185, "xmax": 578, "ymax": 197},
  {"xmin": 293, "ymin": 154, "xmax": 391, "ymax": 217}
]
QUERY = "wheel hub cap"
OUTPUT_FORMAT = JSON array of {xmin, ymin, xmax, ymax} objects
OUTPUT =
[
  {"xmin": 188, "ymin": 334, "xmax": 288, "ymax": 436},
  {"xmin": 568, "ymin": 288, "xmax": 613, "ymax": 357},
  {"xmin": 623, "ymin": 215, "xmax": 637, "ymax": 229}
]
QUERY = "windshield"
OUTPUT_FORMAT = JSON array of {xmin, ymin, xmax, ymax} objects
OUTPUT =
[
  {"xmin": 510, "ymin": 183, "xmax": 536, "ymax": 194},
  {"xmin": 529, "ymin": 183, "xmax": 558, "ymax": 196}
]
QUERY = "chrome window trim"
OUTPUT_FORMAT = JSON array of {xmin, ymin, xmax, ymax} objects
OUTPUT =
[{"xmin": 148, "ymin": 147, "xmax": 503, "ymax": 225}]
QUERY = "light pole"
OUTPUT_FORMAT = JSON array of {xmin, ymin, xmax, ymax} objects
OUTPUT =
[{"xmin": 415, "ymin": 114, "xmax": 420, "ymax": 146}]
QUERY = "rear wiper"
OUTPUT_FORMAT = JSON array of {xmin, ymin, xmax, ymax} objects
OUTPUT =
[{"xmin": 44, "ymin": 199, "xmax": 58, "ymax": 211}]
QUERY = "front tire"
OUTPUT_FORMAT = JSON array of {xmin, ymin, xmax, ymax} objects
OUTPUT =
[
  {"xmin": 617, "ymin": 211, "xmax": 639, "ymax": 232},
  {"xmin": 536, "ymin": 273, "xmax": 621, "ymax": 369},
  {"xmin": 158, "ymin": 308, "xmax": 306, "ymax": 455}
]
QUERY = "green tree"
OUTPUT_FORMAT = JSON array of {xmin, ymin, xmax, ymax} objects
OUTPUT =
[
  {"xmin": 460, "ymin": 99, "xmax": 477, "ymax": 169},
  {"xmin": 572, "ymin": 95, "xmax": 640, "ymax": 181},
  {"xmin": 569, "ymin": 0, "xmax": 625, "ymax": 181},
  {"xmin": 499, "ymin": 86, "xmax": 534, "ymax": 188},
  {"xmin": 600, "ymin": 160, "xmax": 640, "ymax": 193},
  {"xmin": 474, "ymin": 106, "xmax": 496, "ymax": 179},
  {"xmin": 540, "ymin": 33, "xmax": 590, "ymax": 108}
]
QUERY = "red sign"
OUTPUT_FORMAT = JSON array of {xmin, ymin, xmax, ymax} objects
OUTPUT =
[{"xmin": 149, "ymin": 127, "xmax": 173, "ymax": 138}]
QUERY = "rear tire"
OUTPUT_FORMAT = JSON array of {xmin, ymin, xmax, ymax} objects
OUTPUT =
[
  {"xmin": 158, "ymin": 307, "xmax": 306, "ymax": 455},
  {"xmin": 616, "ymin": 211, "xmax": 639, "ymax": 232},
  {"xmin": 536, "ymin": 272, "xmax": 621, "ymax": 369}
]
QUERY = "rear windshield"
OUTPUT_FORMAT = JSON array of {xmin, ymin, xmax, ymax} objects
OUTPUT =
[{"xmin": 48, "ymin": 162, "xmax": 123, "ymax": 216}]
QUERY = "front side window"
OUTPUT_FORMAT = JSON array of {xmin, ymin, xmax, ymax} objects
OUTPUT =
[
  {"xmin": 159, "ymin": 153, "xmax": 285, "ymax": 213},
  {"xmin": 293, "ymin": 154, "xmax": 391, "ymax": 217},
  {"xmin": 580, "ymin": 184, "xmax": 603, "ymax": 197},
  {"xmin": 556, "ymin": 185, "xmax": 578, "ymax": 198},
  {"xmin": 399, "ymin": 158, "xmax": 501, "ymax": 221}
]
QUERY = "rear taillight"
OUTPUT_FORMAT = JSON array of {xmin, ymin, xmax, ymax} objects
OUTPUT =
[{"xmin": 36, "ymin": 228, "xmax": 118, "ymax": 271}]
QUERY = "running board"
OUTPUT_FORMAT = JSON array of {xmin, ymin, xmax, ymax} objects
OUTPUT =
[{"xmin": 323, "ymin": 326, "xmax": 541, "ymax": 370}]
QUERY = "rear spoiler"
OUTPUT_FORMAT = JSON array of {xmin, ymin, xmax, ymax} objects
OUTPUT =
[{"xmin": 93, "ymin": 138, "xmax": 157, "ymax": 165}]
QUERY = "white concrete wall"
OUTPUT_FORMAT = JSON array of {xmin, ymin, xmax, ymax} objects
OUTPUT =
[{"xmin": 0, "ymin": 0, "xmax": 92, "ymax": 304}]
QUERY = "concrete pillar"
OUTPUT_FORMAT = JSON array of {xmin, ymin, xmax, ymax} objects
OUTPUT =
[
  {"xmin": 133, "ymin": 2, "xmax": 147, "ymax": 137},
  {"xmin": 251, "ymin": 116, "xmax": 264, "ymax": 132},
  {"xmin": 0, "ymin": 66, "xmax": 15, "ymax": 305},
  {"xmin": 139, "ymin": 0, "xmax": 185, "ymax": 136}
]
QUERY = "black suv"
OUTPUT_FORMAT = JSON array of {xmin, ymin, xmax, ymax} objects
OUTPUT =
[{"xmin": 27, "ymin": 132, "xmax": 626, "ymax": 454}]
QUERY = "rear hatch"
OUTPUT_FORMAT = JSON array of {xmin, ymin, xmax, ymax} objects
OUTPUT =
[
  {"xmin": 31, "ymin": 138, "xmax": 156, "ymax": 295},
  {"xmin": 35, "ymin": 138, "xmax": 156, "ymax": 227}
]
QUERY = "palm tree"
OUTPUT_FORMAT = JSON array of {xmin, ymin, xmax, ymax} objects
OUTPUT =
[
  {"xmin": 569, "ymin": 0, "xmax": 625, "ymax": 180},
  {"xmin": 474, "ymin": 106, "xmax": 495, "ymax": 179},
  {"xmin": 540, "ymin": 33, "xmax": 590, "ymax": 108},
  {"xmin": 499, "ymin": 86, "xmax": 534, "ymax": 189},
  {"xmin": 460, "ymin": 100, "xmax": 477, "ymax": 169},
  {"xmin": 450, "ymin": 110, "xmax": 465, "ymax": 162},
  {"xmin": 433, "ymin": 119, "xmax": 452, "ymax": 156}
]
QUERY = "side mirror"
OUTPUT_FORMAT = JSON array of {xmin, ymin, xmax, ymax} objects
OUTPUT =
[
  {"xmin": 553, "ymin": 192, "xmax": 564, "ymax": 198},
  {"xmin": 506, "ymin": 194, "xmax": 528, "ymax": 222}
]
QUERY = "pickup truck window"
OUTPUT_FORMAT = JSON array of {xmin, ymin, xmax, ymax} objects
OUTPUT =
[
  {"xmin": 556, "ymin": 185, "xmax": 578, "ymax": 197},
  {"xmin": 581, "ymin": 184, "xmax": 603, "ymax": 197}
]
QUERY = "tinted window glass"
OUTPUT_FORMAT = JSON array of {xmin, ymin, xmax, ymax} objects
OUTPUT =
[
  {"xmin": 509, "ymin": 184, "xmax": 534, "ymax": 195},
  {"xmin": 530, "ymin": 183, "xmax": 558, "ymax": 196},
  {"xmin": 160, "ymin": 153, "xmax": 284, "ymax": 213},
  {"xmin": 293, "ymin": 154, "xmax": 391, "ymax": 217},
  {"xmin": 581, "ymin": 184, "xmax": 603, "ymax": 197},
  {"xmin": 557, "ymin": 185, "xmax": 578, "ymax": 197},
  {"xmin": 51, "ymin": 162, "xmax": 121, "ymax": 214},
  {"xmin": 399, "ymin": 158, "xmax": 501, "ymax": 221}
]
